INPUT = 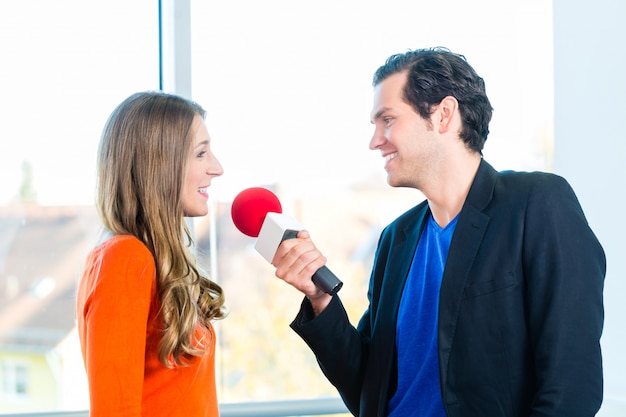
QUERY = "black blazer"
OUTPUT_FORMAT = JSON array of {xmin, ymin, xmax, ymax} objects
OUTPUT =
[{"xmin": 291, "ymin": 159, "xmax": 605, "ymax": 417}]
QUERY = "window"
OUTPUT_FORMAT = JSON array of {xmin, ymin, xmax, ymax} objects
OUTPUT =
[
  {"xmin": 188, "ymin": 0, "xmax": 554, "ymax": 405},
  {"xmin": 1, "ymin": 361, "xmax": 29, "ymax": 400},
  {"xmin": 0, "ymin": 0, "xmax": 559, "ymax": 414},
  {"xmin": 0, "ymin": 0, "xmax": 158, "ymax": 413}
]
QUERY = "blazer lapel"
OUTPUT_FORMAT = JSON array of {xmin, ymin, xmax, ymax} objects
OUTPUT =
[
  {"xmin": 380, "ymin": 203, "xmax": 430, "ymax": 329},
  {"xmin": 367, "ymin": 203, "xmax": 429, "ymax": 416},
  {"xmin": 437, "ymin": 159, "xmax": 497, "ymax": 388}
]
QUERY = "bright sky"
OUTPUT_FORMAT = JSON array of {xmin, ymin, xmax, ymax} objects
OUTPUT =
[{"xmin": 0, "ymin": 0, "xmax": 553, "ymax": 206}]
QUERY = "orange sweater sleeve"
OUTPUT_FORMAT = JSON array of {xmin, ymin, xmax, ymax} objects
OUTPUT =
[{"xmin": 77, "ymin": 235, "xmax": 156, "ymax": 416}]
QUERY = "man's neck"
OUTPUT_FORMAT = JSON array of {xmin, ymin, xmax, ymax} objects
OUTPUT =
[{"xmin": 425, "ymin": 153, "xmax": 481, "ymax": 228}]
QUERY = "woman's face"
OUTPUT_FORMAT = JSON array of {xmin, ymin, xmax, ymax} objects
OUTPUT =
[{"xmin": 182, "ymin": 115, "xmax": 224, "ymax": 217}]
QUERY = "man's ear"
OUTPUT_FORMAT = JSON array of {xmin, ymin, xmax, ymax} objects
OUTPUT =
[{"xmin": 436, "ymin": 96, "xmax": 459, "ymax": 134}]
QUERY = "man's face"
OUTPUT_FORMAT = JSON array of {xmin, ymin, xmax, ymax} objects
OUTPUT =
[{"xmin": 369, "ymin": 71, "xmax": 438, "ymax": 190}]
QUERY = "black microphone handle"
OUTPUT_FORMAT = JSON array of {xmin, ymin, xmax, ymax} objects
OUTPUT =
[
  {"xmin": 281, "ymin": 229, "xmax": 343, "ymax": 295},
  {"xmin": 312, "ymin": 265, "xmax": 343, "ymax": 296}
]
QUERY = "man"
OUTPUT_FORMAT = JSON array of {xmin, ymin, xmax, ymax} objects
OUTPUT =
[{"xmin": 272, "ymin": 47, "xmax": 605, "ymax": 417}]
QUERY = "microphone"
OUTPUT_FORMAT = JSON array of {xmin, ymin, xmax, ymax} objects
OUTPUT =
[{"xmin": 231, "ymin": 187, "xmax": 343, "ymax": 296}]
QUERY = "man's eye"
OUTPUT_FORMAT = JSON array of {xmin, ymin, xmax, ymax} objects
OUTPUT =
[{"xmin": 384, "ymin": 118, "xmax": 392, "ymax": 126}]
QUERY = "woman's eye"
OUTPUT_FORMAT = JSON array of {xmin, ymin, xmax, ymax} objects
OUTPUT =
[{"xmin": 197, "ymin": 150, "xmax": 207, "ymax": 158}]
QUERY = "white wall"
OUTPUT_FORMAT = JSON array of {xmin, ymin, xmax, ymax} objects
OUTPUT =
[{"xmin": 553, "ymin": 0, "xmax": 626, "ymax": 414}]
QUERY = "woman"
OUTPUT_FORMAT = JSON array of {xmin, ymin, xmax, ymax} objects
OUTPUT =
[{"xmin": 76, "ymin": 91, "xmax": 226, "ymax": 416}]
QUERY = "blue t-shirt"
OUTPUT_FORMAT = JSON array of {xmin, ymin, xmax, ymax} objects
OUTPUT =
[{"xmin": 387, "ymin": 213, "xmax": 458, "ymax": 417}]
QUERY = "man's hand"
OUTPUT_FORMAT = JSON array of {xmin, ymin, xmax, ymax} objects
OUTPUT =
[{"xmin": 272, "ymin": 230, "xmax": 332, "ymax": 315}]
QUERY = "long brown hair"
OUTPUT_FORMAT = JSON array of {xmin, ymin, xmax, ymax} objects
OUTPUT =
[{"xmin": 96, "ymin": 91, "xmax": 225, "ymax": 367}]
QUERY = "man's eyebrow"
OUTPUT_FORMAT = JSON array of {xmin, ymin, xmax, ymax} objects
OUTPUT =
[{"xmin": 371, "ymin": 107, "xmax": 390, "ymax": 124}]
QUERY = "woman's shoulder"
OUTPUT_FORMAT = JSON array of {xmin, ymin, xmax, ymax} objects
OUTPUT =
[
  {"xmin": 88, "ymin": 234, "xmax": 155, "ymax": 270},
  {"xmin": 98, "ymin": 234, "xmax": 150, "ymax": 255},
  {"xmin": 79, "ymin": 235, "xmax": 157, "ymax": 303}
]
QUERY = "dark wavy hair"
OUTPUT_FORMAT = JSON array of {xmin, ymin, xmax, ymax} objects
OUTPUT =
[{"xmin": 372, "ymin": 47, "xmax": 493, "ymax": 152}]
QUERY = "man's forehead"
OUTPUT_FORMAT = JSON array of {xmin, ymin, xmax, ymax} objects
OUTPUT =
[
  {"xmin": 375, "ymin": 72, "xmax": 407, "ymax": 100},
  {"xmin": 371, "ymin": 73, "xmax": 408, "ymax": 116}
]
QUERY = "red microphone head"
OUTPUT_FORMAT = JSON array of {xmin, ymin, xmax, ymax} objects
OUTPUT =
[{"xmin": 231, "ymin": 187, "xmax": 282, "ymax": 237}]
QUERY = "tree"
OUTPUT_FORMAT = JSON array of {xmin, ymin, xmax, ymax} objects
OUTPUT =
[{"xmin": 18, "ymin": 160, "xmax": 37, "ymax": 203}]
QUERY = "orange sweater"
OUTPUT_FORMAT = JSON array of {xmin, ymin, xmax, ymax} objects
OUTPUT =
[{"xmin": 76, "ymin": 235, "xmax": 218, "ymax": 416}]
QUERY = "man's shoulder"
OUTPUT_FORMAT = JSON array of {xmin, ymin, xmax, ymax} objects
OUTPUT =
[
  {"xmin": 498, "ymin": 168, "xmax": 564, "ymax": 182},
  {"xmin": 469, "ymin": 160, "xmax": 578, "ymax": 213},
  {"xmin": 496, "ymin": 168, "xmax": 571, "ymax": 195}
]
